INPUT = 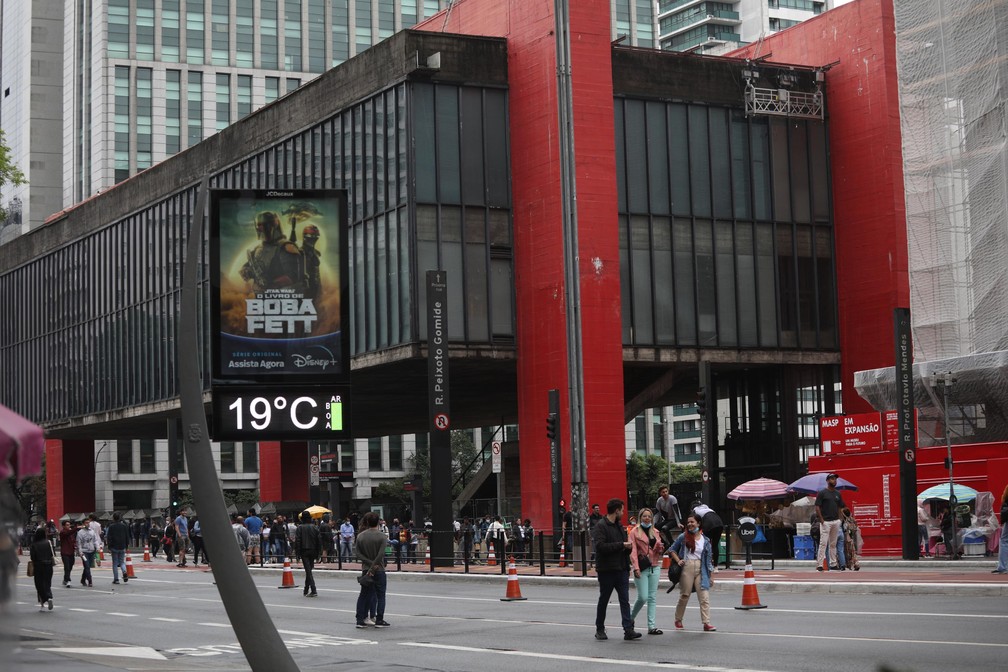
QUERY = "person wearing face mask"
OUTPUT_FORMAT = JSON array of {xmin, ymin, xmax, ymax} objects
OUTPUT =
[
  {"xmin": 669, "ymin": 514, "xmax": 716, "ymax": 632},
  {"xmin": 629, "ymin": 508, "xmax": 665, "ymax": 635}
]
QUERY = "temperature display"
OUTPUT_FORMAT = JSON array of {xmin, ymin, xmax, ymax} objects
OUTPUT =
[{"xmin": 212, "ymin": 385, "xmax": 351, "ymax": 440}]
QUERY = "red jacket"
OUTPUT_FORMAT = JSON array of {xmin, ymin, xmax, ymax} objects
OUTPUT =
[{"xmin": 629, "ymin": 526, "xmax": 665, "ymax": 572}]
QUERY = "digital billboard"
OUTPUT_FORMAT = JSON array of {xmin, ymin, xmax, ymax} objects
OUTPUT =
[{"xmin": 210, "ymin": 189, "xmax": 349, "ymax": 382}]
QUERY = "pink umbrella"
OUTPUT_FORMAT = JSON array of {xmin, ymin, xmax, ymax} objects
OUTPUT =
[
  {"xmin": 727, "ymin": 477, "xmax": 791, "ymax": 501},
  {"xmin": 0, "ymin": 403, "xmax": 45, "ymax": 482}
]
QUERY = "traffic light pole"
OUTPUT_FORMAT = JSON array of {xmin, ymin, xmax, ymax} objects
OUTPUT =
[{"xmin": 547, "ymin": 389, "xmax": 563, "ymax": 540}]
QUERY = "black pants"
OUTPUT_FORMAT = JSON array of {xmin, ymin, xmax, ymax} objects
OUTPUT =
[
  {"xmin": 706, "ymin": 526, "xmax": 724, "ymax": 567},
  {"xmin": 34, "ymin": 561, "xmax": 54, "ymax": 604},
  {"xmin": 192, "ymin": 536, "xmax": 206, "ymax": 564},
  {"xmin": 302, "ymin": 556, "xmax": 316, "ymax": 595},
  {"xmin": 61, "ymin": 553, "xmax": 75, "ymax": 584},
  {"xmin": 595, "ymin": 569, "xmax": 632, "ymax": 632}
]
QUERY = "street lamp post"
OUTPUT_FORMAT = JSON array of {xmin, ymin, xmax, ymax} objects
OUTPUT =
[{"xmin": 931, "ymin": 372, "xmax": 957, "ymax": 558}]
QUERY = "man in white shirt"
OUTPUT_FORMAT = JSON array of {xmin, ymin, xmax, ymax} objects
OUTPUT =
[{"xmin": 484, "ymin": 516, "xmax": 508, "ymax": 560}]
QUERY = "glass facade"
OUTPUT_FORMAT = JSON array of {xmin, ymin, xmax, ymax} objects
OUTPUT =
[
  {"xmin": 114, "ymin": 66, "xmax": 130, "ymax": 183},
  {"xmin": 107, "ymin": 0, "xmax": 130, "ymax": 58},
  {"xmin": 136, "ymin": 0, "xmax": 155, "ymax": 60},
  {"xmin": 187, "ymin": 72, "xmax": 203, "ymax": 148},
  {"xmin": 163, "ymin": 0, "xmax": 181, "ymax": 62},
  {"xmin": 216, "ymin": 74, "xmax": 231, "ymax": 132},
  {"xmin": 1, "ymin": 76, "xmax": 513, "ymax": 422},
  {"xmin": 615, "ymin": 98, "xmax": 836, "ymax": 351},
  {"xmin": 166, "ymin": 70, "xmax": 182, "ymax": 155},
  {"xmin": 136, "ymin": 68, "xmax": 153, "ymax": 170},
  {"xmin": 186, "ymin": 0, "xmax": 206, "ymax": 65}
]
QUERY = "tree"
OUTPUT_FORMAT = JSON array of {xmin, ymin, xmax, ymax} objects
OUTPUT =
[
  {"xmin": 626, "ymin": 453, "xmax": 702, "ymax": 513},
  {"xmin": 408, "ymin": 429, "xmax": 482, "ymax": 499},
  {"xmin": 0, "ymin": 129, "xmax": 26, "ymax": 222}
]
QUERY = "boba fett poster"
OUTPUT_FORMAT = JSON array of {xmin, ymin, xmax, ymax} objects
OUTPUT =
[{"xmin": 211, "ymin": 189, "xmax": 349, "ymax": 382}]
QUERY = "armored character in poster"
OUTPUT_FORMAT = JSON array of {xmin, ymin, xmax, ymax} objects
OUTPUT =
[
  {"xmin": 301, "ymin": 224, "xmax": 322, "ymax": 300},
  {"xmin": 239, "ymin": 212, "xmax": 305, "ymax": 292}
]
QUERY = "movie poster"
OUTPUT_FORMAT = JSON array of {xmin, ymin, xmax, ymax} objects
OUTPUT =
[{"xmin": 211, "ymin": 189, "xmax": 349, "ymax": 381}]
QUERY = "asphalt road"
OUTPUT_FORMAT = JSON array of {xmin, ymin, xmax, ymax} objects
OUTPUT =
[{"xmin": 4, "ymin": 567, "xmax": 1004, "ymax": 672}]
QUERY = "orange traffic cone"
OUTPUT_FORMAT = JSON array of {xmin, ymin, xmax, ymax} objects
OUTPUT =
[
  {"xmin": 734, "ymin": 563, "xmax": 767, "ymax": 610},
  {"xmin": 822, "ymin": 556, "xmax": 829, "ymax": 572},
  {"xmin": 99, "ymin": 548, "xmax": 105, "ymax": 561},
  {"xmin": 424, "ymin": 544, "xmax": 431, "ymax": 565},
  {"xmin": 142, "ymin": 544, "xmax": 152, "ymax": 562},
  {"xmin": 487, "ymin": 543, "xmax": 497, "ymax": 567},
  {"xmin": 661, "ymin": 553, "xmax": 671, "ymax": 570},
  {"xmin": 500, "ymin": 556, "xmax": 527, "ymax": 601},
  {"xmin": 125, "ymin": 552, "xmax": 137, "ymax": 578},
  {"xmin": 558, "ymin": 538, "xmax": 566, "ymax": 568},
  {"xmin": 277, "ymin": 559, "xmax": 298, "ymax": 589}
]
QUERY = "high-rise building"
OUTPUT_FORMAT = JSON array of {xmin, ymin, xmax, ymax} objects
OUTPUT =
[
  {"xmin": 0, "ymin": 0, "xmax": 656, "ymax": 239},
  {"xmin": 656, "ymin": 0, "xmax": 831, "ymax": 55}
]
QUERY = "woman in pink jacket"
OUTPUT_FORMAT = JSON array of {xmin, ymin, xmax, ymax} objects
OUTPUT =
[{"xmin": 629, "ymin": 507, "xmax": 666, "ymax": 634}]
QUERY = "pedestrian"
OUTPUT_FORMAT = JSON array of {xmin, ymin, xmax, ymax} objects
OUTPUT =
[
  {"xmin": 270, "ymin": 517, "xmax": 287, "ymax": 562},
  {"xmin": 512, "ymin": 516, "xmax": 525, "ymax": 562},
  {"xmin": 840, "ymin": 507, "xmax": 861, "ymax": 571},
  {"xmin": 162, "ymin": 518, "xmax": 176, "ymax": 563},
  {"xmin": 174, "ymin": 507, "xmax": 190, "ymax": 567},
  {"xmin": 655, "ymin": 485, "xmax": 682, "ymax": 545},
  {"xmin": 75, "ymin": 521, "xmax": 98, "ymax": 587},
  {"xmin": 295, "ymin": 511, "xmax": 320, "ymax": 597},
  {"xmin": 815, "ymin": 473, "xmax": 846, "ymax": 571},
  {"xmin": 560, "ymin": 505, "xmax": 574, "ymax": 558},
  {"xmin": 232, "ymin": 515, "xmax": 252, "ymax": 557},
  {"xmin": 57, "ymin": 521, "xmax": 77, "ymax": 587},
  {"xmin": 354, "ymin": 511, "xmax": 390, "ymax": 628},
  {"xmin": 629, "ymin": 507, "xmax": 665, "ymax": 635},
  {"xmin": 318, "ymin": 518, "xmax": 333, "ymax": 563},
  {"xmin": 590, "ymin": 498, "xmax": 641, "ymax": 641},
  {"xmin": 30, "ymin": 528, "xmax": 56, "ymax": 611},
  {"xmin": 244, "ymin": 509, "xmax": 264, "ymax": 565},
  {"xmin": 588, "ymin": 504, "xmax": 603, "ymax": 566},
  {"xmin": 105, "ymin": 512, "xmax": 130, "ymax": 584},
  {"xmin": 669, "ymin": 513, "xmax": 716, "ymax": 632},
  {"xmin": 918, "ymin": 504, "xmax": 932, "ymax": 557},
  {"xmin": 339, "ymin": 516, "xmax": 355, "ymax": 563},
  {"xmin": 523, "ymin": 519, "xmax": 535, "ymax": 565},
  {"xmin": 87, "ymin": 515, "xmax": 103, "ymax": 558},
  {"xmin": 485, "ymin": 516, "xmax": 507, "ymax": 562},
  {"xmin": 148, "ymin": 520, "xmax": 162, "ymax": 559},
  {"xmin": 690, "ymin": 500, "xmax": 725, "ymax": 570},
  {"xmin": 993, "ymin": 484, "xmax": 1008, "ymax": 574}
]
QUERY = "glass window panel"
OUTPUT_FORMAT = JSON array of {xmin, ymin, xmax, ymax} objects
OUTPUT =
[
  {"xmin": 646, "ymin": 102, "xmax": 670, "ymax": 215},
  {"xmin": 770, "ymin": 118, "xmax": 791, "ymax": 222},
  {"xmin": 137, "ymin": 0, "xmax": 155, "ymax": 60},
  {"xmin": 117, "ymin": 439, "xmax": 133, "ymax": 473},
  {"xmin": 108, "ymin": 0, "xmax": 130, "ymax": 58},
  {"xmin": 389, "ymin": 435, "xmax": 403, "ymax": 471},
  {"xmin": 332, "ymin": 0, "xmax": 350, "ymax": 65},
  {"xmin": 220, "ymin": 441, "xmax": 236, "ymax": 473},
  {"xmin": 615, "ymin": 101, "xmax": 627, "ymax": 214},
  {"xmin": 436, "ymin": 85, "xmax": 461, "ymax": 204},
  {"xmin": 710, "ymin": 107, "xmax": 732, "ymax": 219},
  {"xmin": 625, "ymin": 100, "xmax": 648, "ymax": 214},
  {"xmin": 261, "ymin": 0, "xmax": 279, "ymax": 68},
  {"xmin": 755, "ymin": 223, "xmax": 778, "ymax": 347},
  {"xmin": 751, "ymin": 118, "xmax": 771, "ymax": 221},
  {"xmin": 464, "ymin": 208, "xmax": 489, "ymax": 341},
  {"xmin": 399, "ymin": 208, "xmax": 412, "ymax": 340},
  {"xmin": 368, "ymin": 437, "xmax": 382, "ymax": 471},
  {"xmin": 730, "ymin": 113, "xmax": 752, "ymax": 220},
  {"xmin": 673, "ymin": 220, "xmax": 696, "ymax": 345},
  {"xmin": 308, "ymin": 0, "xmax": 326, "ymax": 72},
  {"xmin": 236, "ymin": 0, "xmax": 254, "ymax": 67},
  {"xmin": 653, "ymin": 216, "xmax": 675, "ymax": 343},
  {"xmin": 619, "ymin": 216, "xmax": 632, "ymax": 342},
  {"xmin": 441, "ymin": 206, "xmax": 465, "ymax": 340},
  {"xmin": 490, "ymin": 258, "xmax": 513, "ymax": 336},
  {"xmin": 809, "ymin": 122, "xmax": 830, "ymax": 221},
  {"xmin": 777, "ymin": 224, "xmax": 797, "ymax": 347},
  {"xmin": 714, "ymin": 221, "xmax": 737, "ymax": 346},
  {"xmin": 688, "ymin": 106, "xmax": 711, "ymax": 218},
  {"xmin": 140, "ymin": 439, "xmax": 156, "ymax": 473},
  {"xmin": 790, "ymin": 121, "xmax": 811, "ymax": 223},
  {"xmin": 796, "ymin": 225, "xmax": 817, "ymax": 345},
  {"xmin": 354, "ymin": 224, "xmax": 365, "ymax": 352},
  {"xmin": 416, "ymin": 205, "xmax": 438, "ymax": 340},
  {"xmin": 669, "ymin": 104, "xmax": 691, "ymax": 216},
  {"xmin": 736, "ymin": 223, "xmax": 758, "ymax": 347},
  {"xmin": 285, "ymin": 0, "xmax": 303, "ymax": 71},
  {"xmin": 413, "ymin": 83, "xmax": 436, "ymax": 202},
  {"xmin": 366, "ymin": 218, "xmax": 376, "ymax": 350},
  {"xmin": 484, "ymin": 89, "xmax": 508, "ymax": 208},
  {"xmin": 631, "ymin": 216, "xmax": 654, "ymax": 344},
  {"xmin": 186, "ymin": 0, "xmax": 205, "ymax": 64},
  {"xmin": 376, "ymin": 214, "xmax": 388, "ymax": 348},
  {"xmin": 694, "ymin": 219, "xmax": 716, "ymax": 346},
  {"xmin": 388, "ymin": 208, "xmax": 400, "ymax": 344},
  {"xmin": 460, "ymin": 89, "xmax": 485, "ymax": 205},
  {"xmin": 242, "ymin": 441, "xmax": 258, "ymax": 472},
  {"xmin": 162, "ymin": 0, "xmax": 180, "ymax": 62},
  {"xmin": 816, "ymin": 227, "xmax": 837, "ymax": 348}
]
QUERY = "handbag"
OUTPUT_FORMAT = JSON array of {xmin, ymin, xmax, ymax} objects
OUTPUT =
[
  {"xmin": 665, "ymin": 560, "xmax": 682, "ymax": 593},
  {"xmin": 27, "ymin": 559, "xmax": 34, "ymax": 577},
  {"xmin": 357, "ymin": 554, "xmax": 381, "ymax": 587},
  {"xmin": 638, "ymin": 554, "xmax": 652, "ymax": 572}
]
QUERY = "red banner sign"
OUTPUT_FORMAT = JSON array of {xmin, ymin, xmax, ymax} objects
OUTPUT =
[{"xmin": 820, "ymin": 412, "xmax": 883, "ymax": 454}]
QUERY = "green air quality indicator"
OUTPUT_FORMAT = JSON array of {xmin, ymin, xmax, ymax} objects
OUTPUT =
[{"xmin": 328, "ymin": 397, "xmax": 343, "ymax": 431}]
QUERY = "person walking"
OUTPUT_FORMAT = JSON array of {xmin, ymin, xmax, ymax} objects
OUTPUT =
[
  {"xmin": 105, "ymin": 512, "xmax": 130, "ymax": 585},
  {"xmin": 629, "ymin": 508, "xmax": 665, "ymax": 635},
  {"xmin": 993, "ymin": 484, "xmax": 1008, "ymax": 574},
  {"xmin": 669, "ymin": 513, "xmax": 716, "ymax": 632},
  {"xmin": 815, "ymin": 473, "xmax": 846, "ymax": 571},
  {"xmin": 162, "ymin": 518, "xmax": 176, "ymax": 563},
  {"xmin": 75, "ymin": 521, "xmax": 98, "ymax": 587},
  {"xmin": 339, "ymin": 516, "xmax": 355, "ymax": 563},
  {"xmin": 690, "ymin": 500, "xmax": 725, "ymax": 570},
  {"xmin": 590, "ymin": 498, "xmax": 641, "ymax": 641},
  {"xmin": 355, "ymin": 511, "xmax": 390, "ymax": 628},
  {"xmin": 244, "ymin": 510, "xmax": 264, "ymax": 565},
  {"xmin": 148, "ymin": 520, "xmax": 163, "ymax": 559},
  {"xmin": 174, "ymin": 508, "xmax": 190, "ymax": 567},
  {"xmin": 295, "ymin": 512, "xmax": 321, "ymax": 597},
  {"xmin": 30, "ymin": 528, "xmax": 56, "ymax": 611},
  {"xmin": 57, "ymin": 521, "xmax": 77, "ymax": 587},
  {"xmin": 588, "ymin": 504, "xmax": 603, "ymax": 567}
]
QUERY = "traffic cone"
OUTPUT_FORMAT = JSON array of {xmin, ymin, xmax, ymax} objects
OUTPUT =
[
  {"xmin": 99, "ymin": 548, "xmax": 105, "ymax": 561},
  {"xmin": 277, "ymin": 559, "xmax": 298, "ymax": 589},
  {"xmin": 558, "ymin": 538, "xmax": 566, "ymax": 568},
  {"xmin": 734, "ymin": 563, "xmax": 767, "ymax": 610},
  {"xmin": 125, "ymin": 552, "xmax": 136, "ymax": 579},
  {"xmin": 142, "ymin": 544, "xmax": 151, "ymax": 562},
  {"xmin": 487, "ymin": 543, "xmax": 497, "ymax": 567},
  {"xmin": 822, "ymin": 556, "xmax": 829, "ymax": 572},
  {"xmin": 662, "ymin": 553, "xmax": 671, "ymax": 570},
  {"xmin": 424, "ymin": 544, "xmax": 431, "ymax": 565},
  {"xmin": 500, "ymin": 556, "xmax": 527, "ymax": 601}
]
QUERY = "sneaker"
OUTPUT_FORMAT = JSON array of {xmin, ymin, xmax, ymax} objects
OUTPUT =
[
  {"xmin": 594, "ymin": 629, "xmax": 608, "ymax": 641},
  {"xmin": 308, "ymin": 593, "xmax": 318, "ymax": 598},
  {"xmin": 364, "ymin": 617, "xmax": 376, "ymax": 627},
  {"xmin": 374, "ymin": 620, "xmax": 391, "ymax": 627},
  {"xmin": 47, "ymin": 599, "xmax": 53, "ymax": 611},
  {"xmin": 355, "ymin": 621, "xmax": 371, "ymax": 628},
  {"xmin": 623, "ymin": 630, "xmax": 642, "ymax": 640},
  {"xmin": 992, "ymin": 569, "xmax": 1007, "ymax": 574},
  {"xmin": 703, "ymin": 624, "xmax": 717, "ymax": 632},
  {"xmin": 647, "ymin": 629, "xmax": 663, "ymax": 635},
  {"xmin": 816, "ymin": 566, "xmax": 825, "ymax": 572},
  {"xmin": 112, "ymin": 580, "xmax": 120, "ymax": 585},
  {"xmin": 674, "ymin": 620, "xmax": 684, "ymax": 630},
  {"xmin": 123, "ymin": 575, "xmax": 128, "ymax": 583}
]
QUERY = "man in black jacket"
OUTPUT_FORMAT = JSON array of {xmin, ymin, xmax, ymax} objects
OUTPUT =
[
  {"xmin": 105, "ymin": 513, "xmax": 130, "ymax": 585},
  {"xmin": 590, "ymin": 498, "xmax": 641, "ymax": 641},
  {"xmin": 295, "ymin": 512, "xmax": 321, "ymax": 597}
]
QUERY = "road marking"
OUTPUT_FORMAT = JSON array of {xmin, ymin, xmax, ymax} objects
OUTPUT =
[
  {"xmin": 400, "ymin": 642, "xmax": 773, "ymax": 671},
  {"xmin": 714, "ymin": 630, "xmax": 1008, "ymax": 649},
  {"xmin": 38, "ymin": 646, "xmax": 166, "ymax": 660},
  {"xmin": 150, "ymin": 617, "xmax": 184, "ymax": 622},
  {"xmin": 67, "ymin": 608, "xmax": 97, "ymax": 613},
  {"xmin": 106, "ymin": 612, "xmax": 138, "ymax": 617},
  {"xmin": 198, "ymin": 622, "xmax": 232, "ymax": 628},
  {"xmin": 167, "ymin": 634, "xmax": 374, "ymax": 658}
]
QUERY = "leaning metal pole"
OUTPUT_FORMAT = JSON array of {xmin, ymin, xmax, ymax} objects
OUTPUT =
[
  {"xmin": 179, "ymin": 177, "xmax": 300, "ymax": 672},
  {"xmin": 554, "ymin": 0, "xmax": 589, "ymax": 533}
]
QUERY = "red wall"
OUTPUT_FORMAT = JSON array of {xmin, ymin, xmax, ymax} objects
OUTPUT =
[
  {"xmin": 258, "ymin": 441, "xmax": 309, "ymax": 503},
  {"xmin": 732, "ymin": 0, "xmax": 909, "ymax": 414},
  {"xmin": 45, "ymin": 439, "xmax": 95, "ymax": 519},
  {"xmin": 809, "ymin": 442, "xmax": 1008, "ymax": 555},
  {"xmin": 417, "ymin": 0, "xmax": 627, "ymax": 528}
]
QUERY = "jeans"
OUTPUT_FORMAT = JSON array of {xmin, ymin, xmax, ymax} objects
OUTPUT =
[
  {"xmin": 111, "ymin": 549, "xmax": 126, "ymax": 582},
  {"xmin": 340, "ymin": 539, "xmax": 353, "ymax": 562},
  {"xmin": 355, "ymin": 569, "xmax": 387, "ymax": 623},
  {"xmin": 80, "ymin": 552, "xmax": 94, "ymax": 585},
  {"xmin": 595, "ymin": 569, "xmax": 633, "ymax": 632},
  {"xmin": 996, "ymin": 526, "xmax": 1008, "ymax": 572},
  {"xmin": 61, "ymin": 553, "xmax": 75, "ymax": 584},
  {"xmin": 631, "ymin": 565, "xmax": 661, "ymax": 630}
]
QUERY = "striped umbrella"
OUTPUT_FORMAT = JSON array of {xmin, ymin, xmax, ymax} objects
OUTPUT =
[{"xmin": 727, "ymin": 477, "xmax": 791, "ymax": 501}]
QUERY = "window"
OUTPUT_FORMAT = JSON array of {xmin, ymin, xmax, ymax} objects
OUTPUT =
[
  {"xmin": 136, "ymin": 0, "xmax": 155, "ymax": 60},
  {"xmin": 117, "ymin": 439, "xmax": 133, "ymax": 473},
  {"xmin": 216, "ymin": 73, "xmax": 230, "ymax": 131},
  {"xmin": 265, "ymin": 76, "xmax": 280, "ymax": 104},
  {"xmin": 634, "ymin": 416, "xmax": 648, "ymax": 454},
  {"xmin": 211, "ymin": 0, "xmax": 229, "ymax": 65},
  {"xmin": 139, "ymin": 440, "xmax": 156, "ymax": 473},
  {"xmin": 186, "ymin": 0, "xmax": 205, "ymax": 65},
  {"xmin": 355, "ymin": 0, "xmax": 371, "ymax": 55},
  {"xmin": 339, "ymin": 443, "xmax": 354, "ymax": 471},
  {"xmin": 220, "ymin": 441, "xmax": 236, "ymax": 473},
  {"xmin": 108, "ymin": 0, "xmax": 130, "ymax": 58},
  {"xmin": 308, "ymin": 0, "xmax": 327, "ymax": 72},
  {"xmin": 261, "ymin": 0, "xmax": 279, "ymax": 68},
  {"xmin": 368, "ymin": 437, "xmax": 382, "ymax": 471},
  {"xmin": 332, "ymin": 0, "xmax": 350, "ymax": 65},
  {"xmin": 286, "ymin": 78, "xmax": 301, "ymax": 94},
  {"xmin": 166, "ymin": 70, "xmax": 181, "ymax": 154},
  {"xmin": 162, "ymin": 0, "xmax": 180, "ymax": 62},
  {"xmin": 235, "ymin": 0, "xmax": 254, "ymax": 67},
  {"xmin": 187, "ymin": 71, "xmax": 203, "ymax": 147},
  {"xmin": 389, "ymin": 435, "xmax": 403, "ymax": 471},
  {"xmin": 136, "ymin": 68, "xmax": 153, "ymax": 170},
  {"xmin": 285, "ymin": 0, "xmax": 302, "ymax": 71},
  {"xmin": 237, "ymin": 75, "xmax": 252, "ymax": 120},
  {"xmin": 114, "ymin": 66, "xmax": 130, "ymax": 183},
  {"xmin": 242, "ymin": 442, "xmax": 258, "ymax": 472}
]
